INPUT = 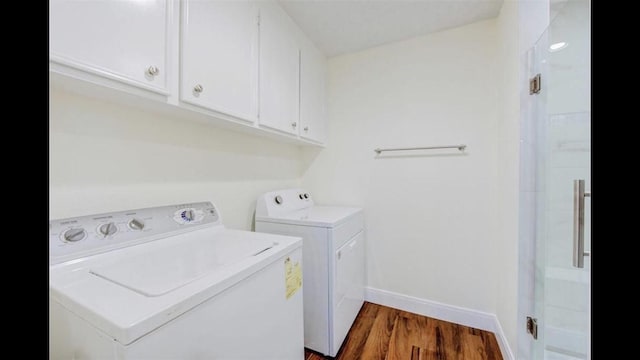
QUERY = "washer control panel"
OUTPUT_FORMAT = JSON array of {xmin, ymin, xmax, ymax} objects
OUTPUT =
[{"xmin": 50, "ymin": 201, "xmax": 220, "ymax": 264}]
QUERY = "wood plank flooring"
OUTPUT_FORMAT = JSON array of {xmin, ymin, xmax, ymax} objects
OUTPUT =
[{"xmin": 304, "ymin": 302, "xmax": 503, "ymax": 360}]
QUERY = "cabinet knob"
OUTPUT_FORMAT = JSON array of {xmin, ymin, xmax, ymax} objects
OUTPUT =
[
  {"xmin": 194, "ymin": 84, "xmax": 204, "ymax": 93},
  {"xmin": 146, "ymin": 66, "xmax": 159, "ymax": 77},
  {"xmin": 303, "ymin": 126, "xmax": 309, "ymax": 132},
  {"xmin": 291, "ymin": 122, "xmax": 297, "ymax": 129}
]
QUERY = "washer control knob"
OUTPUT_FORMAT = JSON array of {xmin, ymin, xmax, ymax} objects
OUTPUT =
[
  {"xmin": 303, "ymin": 193, "xmax": 309, "ymax": 199},
  {"xmin": 99, "ymin": 222, "xmax": 118, "ymax": 236},
  {"xmin": 299, "ymin": 194, "xmax": 304, "ymax": 199},
  {"xmin": 63, "ymin": 228, "xmax": 86, "ymax": 242},
  {"xmin": 275, "ymin": 195, "xmax": 283, "ymax": 204},
  {"xmin": 128, "ymin": 218, "xmax": 145, "ymax": 231},
  {"xmin": 183, "ymin": 209, "xmax": 196, "ymax": 221}
]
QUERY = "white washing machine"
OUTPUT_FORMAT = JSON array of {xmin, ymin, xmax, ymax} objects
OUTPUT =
[
  {"xmin": 49, "ymin": 201, "xmax": 304, "ymax": 359},
  {"xmin": 255, "ymin": 189, "xmax": 365, "ymax": 357}
]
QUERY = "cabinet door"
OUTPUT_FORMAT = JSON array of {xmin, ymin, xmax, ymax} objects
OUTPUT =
[
  {"xmin": 300, "ymin": 41, "xmax": 328, "ymax": 144},
  {"xmin": 181, "ymin": 0, "xmax": 258, "ymax": 122},
  {"xmin": 258, "ymin": 3, "xmax": 300, "ymax": 135},
  {"xmin": 50, "ymin": 0, "xmax": 169, "ymax": 94}
]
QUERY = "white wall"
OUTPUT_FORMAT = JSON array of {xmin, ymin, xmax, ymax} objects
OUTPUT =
[
  {"xmin": 49, "ymin": 90, "xmax": 303, "ymax": 230},
  {"xmin": 494, "ymin": 1, "xmax": 520, "ymax": 358},
  {"xmin": 302, "ymin": 19, "xmax": 501, "ymax": 314}
]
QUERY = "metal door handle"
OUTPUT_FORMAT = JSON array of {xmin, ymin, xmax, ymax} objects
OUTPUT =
[{"xmin": 573, "ymin": 179, "xmax": 590, "ymax": 268}]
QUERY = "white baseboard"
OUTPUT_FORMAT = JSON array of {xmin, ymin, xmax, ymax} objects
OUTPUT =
[
  {"xmin": 364, "ymin": 287, "xmax": 515, "ymax": 360},
  {"xmin": 492, "ymin": 313, "xmax": 515, "ymax": 360}
]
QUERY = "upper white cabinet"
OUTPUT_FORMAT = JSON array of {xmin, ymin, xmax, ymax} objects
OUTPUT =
[
  {"xmin": 49, "ymin": 0, "xmax": 327, "ymax": 146},
  {"xmin": 258, "ymin": 3, "xmax": 301, "ymax": 136},
  {"xmin": 299, "ymin": 40, "xmax": 328, "ymax": 144},
  {"xmin": 180, "ymin": 1, "xmax": 259, "ymax": 122},
  {"xmin": 49, "ymin": 0, "xmax": 169, "ymax": 94}
]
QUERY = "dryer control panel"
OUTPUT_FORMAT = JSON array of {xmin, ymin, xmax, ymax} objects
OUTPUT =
[
  {"xmin": 49, "ymin": 202, "xmax": 221, "ymax": 265},
  {"xmin": 255, "ymin": 188, "xmax": 314, "ymax": 218}
]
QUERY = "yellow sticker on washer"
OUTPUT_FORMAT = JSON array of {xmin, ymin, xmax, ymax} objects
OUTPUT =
[{"xmin": 285, "ymin": 257, "xmax": 302, "ymax": 299}]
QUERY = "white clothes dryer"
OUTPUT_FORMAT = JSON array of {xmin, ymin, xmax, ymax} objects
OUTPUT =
[
  {"xmin": 49, "ymin": 201, "xmax": 304, "ymax": 359},
  {"xmin": 255, "ymin": 189, "xmax": 365, "ymax": 357}
]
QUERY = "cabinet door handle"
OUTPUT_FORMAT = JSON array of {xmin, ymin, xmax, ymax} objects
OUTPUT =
[
  {"xmin": 291, "ymin": 122, "xmax": 297, "ymax": 129},
  {"xmin": 194, "ymin": 84, "xmax": 204, "ymax": 93},
  {"xmin": 146, "ymin": 66, "xmax": 159, "ymax": 77},
  {"xmin": 303, "ymin": 126, "xmax": 309, "ymax": 132}
]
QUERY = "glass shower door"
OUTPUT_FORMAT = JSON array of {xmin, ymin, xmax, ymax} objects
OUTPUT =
[{"xmin": 531, "ymin": 0, "xmax": 590, "ymax": 359}]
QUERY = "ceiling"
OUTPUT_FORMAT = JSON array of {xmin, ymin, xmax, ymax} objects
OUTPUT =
[{"xmin": 279, "ymin": 0, "xmax": 504, "ymax": 57}]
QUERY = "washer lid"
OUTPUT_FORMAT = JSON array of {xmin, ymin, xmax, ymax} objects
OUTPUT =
[
  {"xmin": 89, "ymin": 233, "xmax": 274, "ymax": 297},
  {"xmin": 255, "ymin": 206, "xmax": 362, "ymax": 228}
]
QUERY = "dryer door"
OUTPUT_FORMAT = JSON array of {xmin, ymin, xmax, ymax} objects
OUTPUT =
[{"xmin": 332, "ymin": 230, "xmax": 365, "ymax": 354}]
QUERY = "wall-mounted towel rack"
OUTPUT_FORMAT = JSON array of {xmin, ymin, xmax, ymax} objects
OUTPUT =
[{"xmin": 374, "ymin": 144, "xmax": 467, "ymax": 154}]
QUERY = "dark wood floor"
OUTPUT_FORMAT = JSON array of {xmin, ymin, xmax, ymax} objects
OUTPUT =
[{"xmin": 305, "ymin": 302, "xmax": 503, "ymax": 360}]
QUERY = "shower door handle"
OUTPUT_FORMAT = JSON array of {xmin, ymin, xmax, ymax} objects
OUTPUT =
[{"xmin": 573, "ymin": 179, "xmax": 590, "ymax": 268}]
